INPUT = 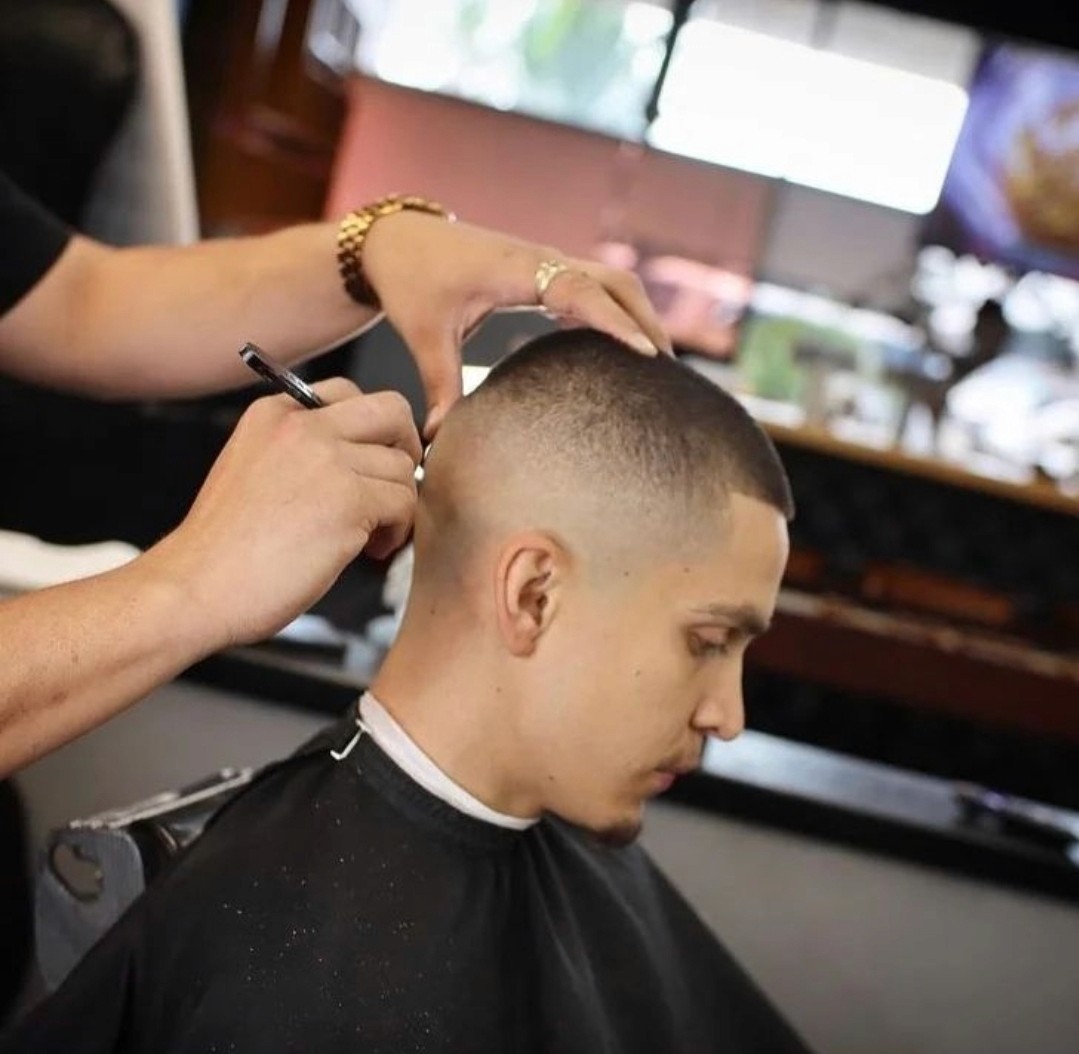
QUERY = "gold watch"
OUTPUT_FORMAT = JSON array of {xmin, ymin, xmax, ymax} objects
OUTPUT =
[{"xmin": 336, "ymin": 193, "xmax": 454, "ymax": 309}]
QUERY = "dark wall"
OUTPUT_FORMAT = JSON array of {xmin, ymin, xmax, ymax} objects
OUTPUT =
[{"xmin": 873, "ymin": 0, "xmax": 1078, "ymax": 52}]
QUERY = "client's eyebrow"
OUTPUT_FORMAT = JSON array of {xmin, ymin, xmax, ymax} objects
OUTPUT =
[{"xmin": 689, "ymin": 603, "xmax": 771, "ymax": 638}]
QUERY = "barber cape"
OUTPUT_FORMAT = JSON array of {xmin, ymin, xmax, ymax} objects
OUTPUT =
[{"xmin": 2, "ymin": 698, "xmax": 811, "ymax": 1054}]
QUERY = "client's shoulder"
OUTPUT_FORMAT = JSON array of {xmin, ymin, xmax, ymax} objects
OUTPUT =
[
  {"xmin": 182, "ymin": 747, "xmax": 362, "ymax": 871},
  {"xmin": 122, "ymin": 748, "xmax": 371, "ymax": 948},
  {"xmin": 179, "ymin": 713, "xmax": 371, "ymax": 864}
]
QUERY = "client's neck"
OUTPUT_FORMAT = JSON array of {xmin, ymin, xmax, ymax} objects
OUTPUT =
[{"xmin": 370, "ymin": 600, "xmax": 540, "ymax": 820}]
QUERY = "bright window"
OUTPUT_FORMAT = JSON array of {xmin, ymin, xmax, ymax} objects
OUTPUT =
[
  {"xmin": 649, "ymin": 18, "xmax": 970, "ymax": 213},
  {"xmin": 350, "ymin": 0, "xmax": 671, "ymax": 140},
  {"xmin": 349, "ymin": 0, "xmax": 974, "ymax": 213}
]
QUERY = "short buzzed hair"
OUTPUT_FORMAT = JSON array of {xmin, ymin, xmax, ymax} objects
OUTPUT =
[{"xmin": 464, "ymin": 328, "xmax": 794, "ymax": 520}]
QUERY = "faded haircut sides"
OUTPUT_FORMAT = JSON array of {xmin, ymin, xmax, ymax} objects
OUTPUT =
[{"xmin": 462, "ymin": 328, "xmax": 794, "ymax": 523}]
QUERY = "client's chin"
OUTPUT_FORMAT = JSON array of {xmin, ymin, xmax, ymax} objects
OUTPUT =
[{"xmin": 591, "ymin": 817, "xmax": 644, "ymax": 849}]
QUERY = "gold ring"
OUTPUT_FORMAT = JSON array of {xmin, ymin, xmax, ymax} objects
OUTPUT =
[{"xmin": 534, "ymin": 259, "xmax": 572, "ymax": 304}]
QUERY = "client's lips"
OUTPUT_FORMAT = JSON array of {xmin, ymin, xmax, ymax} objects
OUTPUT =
[
  {"xmin": 651, "ymin": 768, "xmax": 689, "ymax": 794},
  {"xmin": 652, "ymin": 760, "xmax": 699, "ymax": 794}
]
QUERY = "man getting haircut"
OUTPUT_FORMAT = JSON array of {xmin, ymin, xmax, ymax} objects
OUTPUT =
[{"xmin": 2, "ymin": 330, "xmax": 809, "ymax": 1054}]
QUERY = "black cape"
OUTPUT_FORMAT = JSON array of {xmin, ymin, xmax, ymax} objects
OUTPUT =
[{"xmin": 3, "ymin": 715, "xmax": 812, "ymax": 1054}]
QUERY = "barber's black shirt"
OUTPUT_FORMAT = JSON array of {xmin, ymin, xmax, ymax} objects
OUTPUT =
[{"xmin": 0, "ymin": 168, "xmax": 71, "ymax": 315}]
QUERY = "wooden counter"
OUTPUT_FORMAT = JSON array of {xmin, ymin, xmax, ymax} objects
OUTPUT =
[
  {"xmin": 752, "ymin": 589, "xmax": 1079, "ymax": 743},
  {"xmin": 761, "ymin": 418, "xmax": 1079, "ymax": 517}
]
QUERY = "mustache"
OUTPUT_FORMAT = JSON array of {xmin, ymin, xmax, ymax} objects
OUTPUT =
[{"xmin": 657, "ymin": 742, "xmax": 705, "ymax": 775}]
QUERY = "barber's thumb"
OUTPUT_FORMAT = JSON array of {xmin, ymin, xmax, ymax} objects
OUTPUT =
[
  {"xmin": 413, "ymin": 339, "xmax": 464, "ymax": 440},
  {"xmin": 366, "ymin": 521, "xmax": 412, "ymax": 561},
  {"xmin": 423, "ymin": 401, "xmax": 453, "ymax": 440}
]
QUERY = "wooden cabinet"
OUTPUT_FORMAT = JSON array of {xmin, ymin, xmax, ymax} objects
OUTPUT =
[{"xmin": 181, "ymin": 0, "xmax": 353, "ymax": 234}]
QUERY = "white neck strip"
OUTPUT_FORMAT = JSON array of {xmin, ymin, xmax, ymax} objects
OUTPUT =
[{"xmin": 358, "ymin": 692, "xmax": 538, "ymax": 830}]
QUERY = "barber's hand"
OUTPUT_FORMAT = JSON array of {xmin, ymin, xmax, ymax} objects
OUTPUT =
[
  {"xmin": 361, "ymin": 212, "xmax": 673, "ymax": 437},
  {"xmin": 148, "ymin": 379, "xmax": 421, "ymax": 647}
]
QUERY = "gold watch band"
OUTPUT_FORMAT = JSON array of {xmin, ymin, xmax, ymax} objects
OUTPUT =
[{"xmin": 336, "ymin": 193, "xmax": 454, "ymax": 310}]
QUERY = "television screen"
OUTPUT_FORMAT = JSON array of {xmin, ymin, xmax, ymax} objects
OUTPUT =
[{"xmin": 922, "ymin": 41, "xmax": 1079, "ymax": 281}]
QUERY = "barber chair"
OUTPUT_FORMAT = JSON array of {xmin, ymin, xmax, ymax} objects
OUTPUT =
[
  {"xmin": 35, "ymin": 768, "xmax": 255, "ymax": 992},
  {"xmin": 34, "ymin": 701, "xmax": 350, "ymax": 992}
]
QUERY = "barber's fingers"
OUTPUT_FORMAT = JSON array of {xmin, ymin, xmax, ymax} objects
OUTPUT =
[
  {"xmin": 253, "ymin": 376, "xmax": 362, "ymax": 420},
  {"xmin": 335, "ymin": 435, "xmax": 418, "ymax": 559},
  {"xmin": 584, "ymin": 264, "xmax": 674, "ymax": 355},
  {"xmin": 539, "ymin": 265, "xmax": 668, "ymax": 357},
  {"xmin": 338, "ymin": 443, "xmax": 419, "ymax": 489},
  {"xmin": 396, "ymin": 321, "xmax": 466, "ymax": 440},
  {"xmin": 313, "ymin": 387, "xmax": 424, "ymax": 465},
  {"xmin": 351, "ymin": 476, "xmax": 417, "ymax": 559},
  {"xmin": 307, "ymin": 376, "xmax": 364, "ymax": 404}
]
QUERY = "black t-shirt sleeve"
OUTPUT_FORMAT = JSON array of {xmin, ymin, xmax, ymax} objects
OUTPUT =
[{"xmin": 0, "ymin": 169, "xmax": 73, "ymax": 316}]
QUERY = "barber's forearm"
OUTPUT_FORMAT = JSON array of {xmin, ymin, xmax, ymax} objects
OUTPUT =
[
  {"xmin": 0, "ymin": 554, "xmax": 224, "ymax": 776},
  {"xmin": 0, "ymin": 224, "xmax": 380, "ymax": 399}
]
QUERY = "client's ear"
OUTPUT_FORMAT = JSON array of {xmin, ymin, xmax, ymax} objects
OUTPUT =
[{"xmin": 494, "ymin": 532, "xmax": 567, "ymax": 657}]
